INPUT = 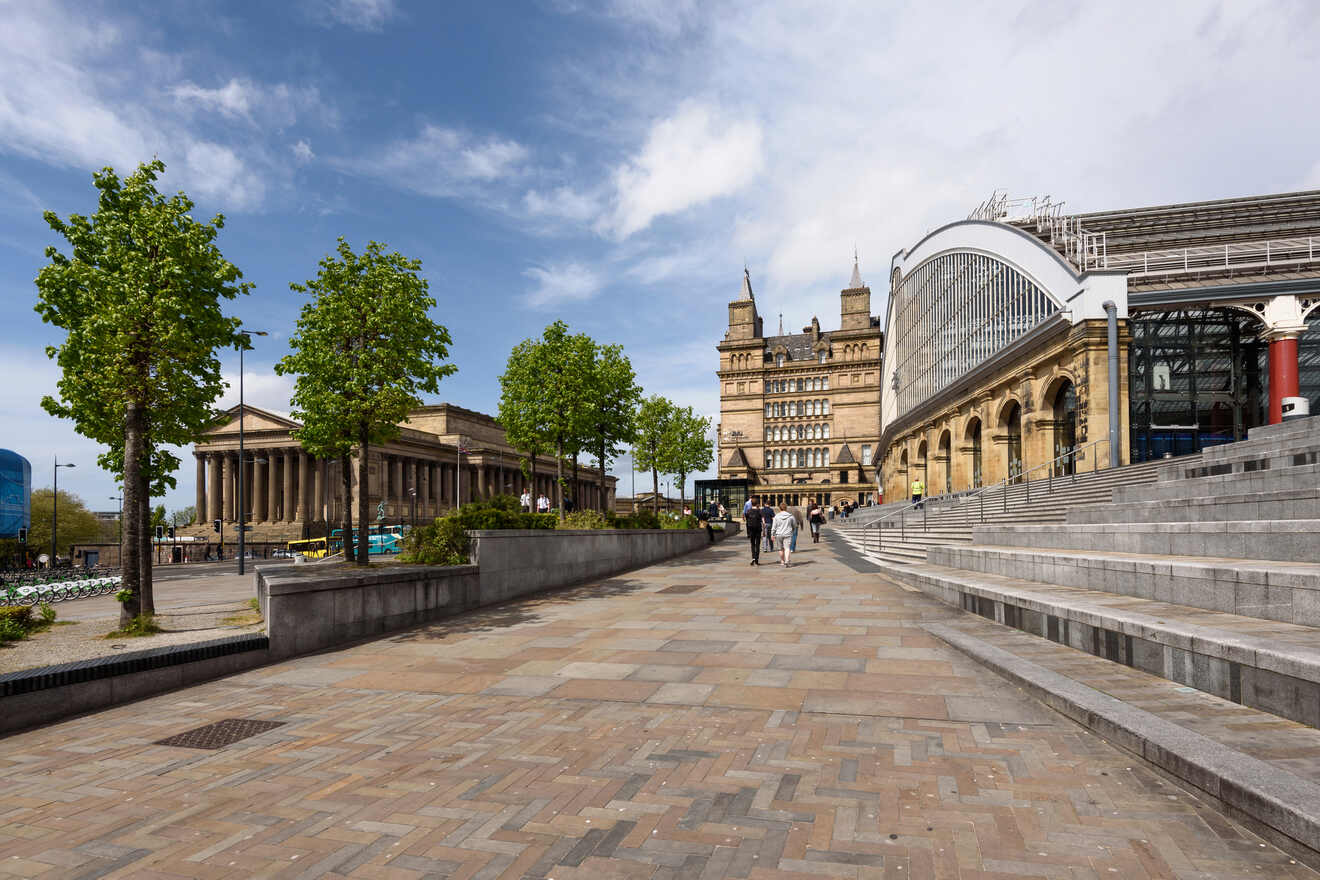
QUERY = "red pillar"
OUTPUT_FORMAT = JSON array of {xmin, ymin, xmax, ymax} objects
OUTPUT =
[{"xmin": 1268, "ymin": 334, "xmax": 1300, "ymax": 424}]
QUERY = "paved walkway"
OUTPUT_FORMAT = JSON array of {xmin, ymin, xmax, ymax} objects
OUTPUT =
[{"xmin": 0, "ymin": 537, "xmax": 1313, "ymax": 878}]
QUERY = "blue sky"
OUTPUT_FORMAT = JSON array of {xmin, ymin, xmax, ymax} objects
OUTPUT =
[{"xmin": 2, "ymin": 0, "xmax": 1319, "ymax": 515}]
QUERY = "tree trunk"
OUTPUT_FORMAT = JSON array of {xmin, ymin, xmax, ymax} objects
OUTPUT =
[
  {"xmin": 527, "ymin": 452, "xmax": 537, "ymax": 510},
  {"xmin": 340, "ymin": 452, "xmax": 355, "ymax": 563},
  {"xmin": 598, "ymin": 438, "xmax": 607, "ymax": 512},
  {"xmin": 652, "ymin": 466, "xmax": 659, "ymax": 516},
  {"xmin": 356, "ymin": 428, "xmax": 371, "ymax": 566},
  {"xmin": 677, "ymin": 471, "xmax": 686, "ymax": 513},
  {"xmin": 119, "ymin": 402, "xmax": 144, "ymax": 626},
  {"xmin": 555, "ymin": 439, "xmax": 564, "ymax": 521},
  {"xmin": 571, "ymin": 453, "xmax": 578, "ymax": 512},
  {"xmin": 139, "ymin": 479, "xmax": 153, "ymax": 614}
]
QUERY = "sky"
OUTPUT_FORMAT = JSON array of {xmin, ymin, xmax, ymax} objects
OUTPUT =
[{"xmin": 2, "ymin": 0, "xmax": 1320, "ymax": 516}]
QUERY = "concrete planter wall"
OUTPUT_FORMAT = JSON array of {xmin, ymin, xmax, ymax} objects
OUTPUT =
[{"xmin": 259, "ymin": 525, "xmax": 736, "ymax": 659}]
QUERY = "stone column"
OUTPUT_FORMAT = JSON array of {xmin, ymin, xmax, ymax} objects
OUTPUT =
[
  {"xmin": 221, "ymin": 454, "xmax": 233, "ymax": 522},
  {"xmin": 254, "ymin": 456, "xmax": 268, "ymax": 522},
  {"xmin": 314, "ymin": 458, "xmax": 325, "ymax": 524},
  {"xmin": 268, "ymin": 455, "xmax": 281, "ymax": 522},
  {"xmin": 195, "ymin": 454, "xmax": 207, "ymax": 521},
  {"xmin": 476, "ymin": 464, "xmax": 487, "ymax": 498},
  {"xmin": 420, "ymin": 462, "xmax": 431, "ymax": 515},
  {"xmin": 208, "ymin": 455, "xmax": 222, "ymax": 524},
  {"xmin": 388, "ymin": 456, "xmax": 400, "ymax": 513},
  {"xmin": 283, "ymin": 449, "xmax": 296, "ymax": 522},
  {"xmin": 297, "ymin": 453, "xmax": 312, "ymax": 521}
]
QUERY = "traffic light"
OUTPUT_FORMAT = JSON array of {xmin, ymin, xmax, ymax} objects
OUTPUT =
[
  {"xmin": 168, "ymin": 526, "xmax": 175, "ymax": 540},
  {"xmin": 155, "ymin": 525, "xmax": 164, "ymax": 540},
  {"xmin": 17, "ymin": 527, "xmax": 27, "ymax": 544},
  {"xmin": 213, "ymin": 519, "xmax": 221, "ymax": 533}
]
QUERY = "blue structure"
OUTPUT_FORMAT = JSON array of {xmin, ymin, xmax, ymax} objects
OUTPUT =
[{"xmin": 0, "ymin": 450, "xmax": 31, "ymax": 538}]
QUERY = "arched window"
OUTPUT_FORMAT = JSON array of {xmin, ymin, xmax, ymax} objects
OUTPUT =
[
  {"xmin": 822, "ymin": 400, "xmax": 830, "ymax": 415},
  {"xmin": 822, "ymin": 377, "xmax": 829, "ymax": 390},
  {"xmin": 823, "ymin": 449, "xmax": 830, "ymax": 467},
  {"xmin": 797, "ymin": 449, "xmax": 806, "ymax": 467},
  {"xmin": 765, "ymin": 403, "xmax": 771, "ymax": 418},
  {"xmin": 776, "ymin": 354, "xmax": 784, "ymax": 367},
  {"xmin": 823, "ymin": 424, "xmax": 830, "ymax": 439},
  {"xmin": 860, "ymin": 343, "xmax": 868, "ymax": 359},
  {"xmin": 765, "ymin": 452, "xmax": 771, "ymax": 468}
]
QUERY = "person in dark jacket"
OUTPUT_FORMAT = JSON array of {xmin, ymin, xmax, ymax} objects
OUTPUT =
[
  {"xmin": 759, "ymin": 499, "xmax": 775, "ymax": 552},
  {"xmin": 744, "ymin": 495, "xmax": 762, "ymax": 565}
]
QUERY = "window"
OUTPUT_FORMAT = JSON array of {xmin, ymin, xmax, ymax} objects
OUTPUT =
[
  {"xmin": 797, "ymin": 378, "xmax": 804, "ymax": 392},
  {"xmin": 765, "ymin": 403, "xmax": 771, "ymax": 418},
  {"xmin": 823, "ymin": 450, "xmax": 830, "ymax": 467},
  {"xmin": 737, "ymin": 381, "xmax": 745, "ymax": 393},
  {"xmin": 765, "ymin": 428, "xmax": 770, "ymax": 441},
  {"xmin": 812, "ymin": 425, "xmax": 820, "ymax": 439},
  {"xmin": 861, "ymin": 444, "xmax": 872, "ymax": 466},
  {"xmin": 822, "ymin": 377, "xmax": 829, "ymax": 390},
  {"xmin": 764, "ymin": 452, "xmax": 771, "ymax": 468},
  {"xmin": 822, "ymin": 400, "xmax": 830, "ymax": 415},
  {"xmin": 823, "ymin": 424, "xmax": 830, "ymax": 439},
  {"xmin": 776, "ymin": 354, "xmax": 784, "ymax": 367},
  {"xmin": 819, "ymin": 351, "xmax": 827, "ymax": 364},
  {"xmin": 840, "ymin": 470, "xmax": 849, "ymax": 484},
  {"xmin": 797, "ymin": 449, "xmax": 806, "ymax": 467},
  {"xmin": 810, "ymin": 449, "xmax": 818, "ymax": 468}
]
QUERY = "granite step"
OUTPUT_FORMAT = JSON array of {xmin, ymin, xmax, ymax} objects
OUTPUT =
[
  {"xmin": 1067, "ymin": 484, "xmax": 1320, "ymax": 524},
  {"xmin": 918, "ymin": 614, "xmax": 1320, "ymax": 861},
  {"xmin": 927, "ymin": 543, "xmax": 1320, "ymax": 625},
  {"xmin": 971, "ymin": 519, "xmax": 1320, "ymax": 563},
  {"xmin": 1115, "ymin": 459, "xmax": 1320, "ymax": 503}
]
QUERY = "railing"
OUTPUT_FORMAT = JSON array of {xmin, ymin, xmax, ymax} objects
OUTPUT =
[
  {"xmin": 857, "ymin": 437, "xmax": 1113, "ymax": 558},
  {"xmin": 1102, "ymin": 235, "xmax": 1319, "ymax": 277}
]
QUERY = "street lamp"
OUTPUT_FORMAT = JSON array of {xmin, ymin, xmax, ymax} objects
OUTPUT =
[
  {"xmin": 52, "ymin": 457, "xmax": 76, "ymax": 567},
  {"xmin": 237, "ymin": 329, "xmax": 268, "ymax": 576},
  {"xmin": 408, "ymin": 487, "xmax": 417, "ymax": 529},
  {"xmin": 109, "ymin": 493, "xmax": 123, "ymax": 545}
]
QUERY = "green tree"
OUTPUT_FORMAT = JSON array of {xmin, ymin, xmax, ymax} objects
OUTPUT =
[
  {"xmin": 662, "ymin": 405, "xmax": 714, "ymax": 511},
  {"xmin": 275, "ymin": 238, "xmax": 456, "ymax": 565},
  {"xmin": 632, "ymin": 395, "xmax": 675, "ymax": 516},
  {"xmin": 499, "ymin": 337, "xmax": 549, "ymax": 513},
  {"xmin": 35, "ymin": 160, "xmax": 249, "ymax": 623},
  {"xmin": 498, "ymin": 322, "xmax": 596, "ymax": 520},
  {"xmin": 169, "ymin": 506, "xmax": 196, "ymax": 527},
  {"xmin": 584, "ymin": 343, "xmax": 640, "ymax": 511},
  {"xmin": 27, "ymin": 488, "xmax": 104, "ymax": 560}
]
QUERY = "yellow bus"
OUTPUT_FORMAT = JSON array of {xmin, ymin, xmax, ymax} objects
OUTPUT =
[{"xmin": 286, "ymin": 537, "xmax": 328, "ymax": 559}]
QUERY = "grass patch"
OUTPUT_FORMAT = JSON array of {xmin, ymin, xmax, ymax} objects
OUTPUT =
[
  {"xmin": 103, "ymin": 614, "xmax": 163, "ymax": 639},
  {"xmin": 221, "ymin": 597, "xmax": 263, "ymax": 627},
  {"xmin": 247, "ymin": 597, "xmax": 259, "ymax": 611},
  {"xmin": 52, "ymin": 620, "xmax": 78, "ymax": 627}
]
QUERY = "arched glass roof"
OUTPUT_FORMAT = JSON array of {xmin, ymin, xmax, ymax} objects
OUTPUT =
[{"xmin": 891, "ymin": 251, "xmax": 1061, "ymax": 416}]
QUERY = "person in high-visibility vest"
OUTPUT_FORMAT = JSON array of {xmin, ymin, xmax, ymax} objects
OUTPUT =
[{"xmin": 911, "ymin": 477, "xmax": 925, "ymax": 510}]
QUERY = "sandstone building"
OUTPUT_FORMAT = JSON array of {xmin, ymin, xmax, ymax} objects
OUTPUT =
[
  {"xmin": 711, "ymin": 261, "xmax": 884, "ymax": 509},
  {"xmin": 182, "ymin": 403, "xmax": 616, "ymax": 542}
]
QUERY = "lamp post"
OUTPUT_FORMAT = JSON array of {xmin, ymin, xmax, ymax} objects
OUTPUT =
[
  {"xmin": 109, "ymin": 494, "xmax": 122, "ymax": 545},
  {"xmin": 409, "ymin": 487, "xmax": 417, "ymax": 529},
  {"xmin": 52, "ymin": 457, "xmax": 76, "ymax": 568},
  {"xmin": 237, "ymin": 329, "xmax": 268, "ymax": 576}
]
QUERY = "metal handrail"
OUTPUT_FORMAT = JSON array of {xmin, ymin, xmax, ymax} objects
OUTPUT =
[{"xmin": 857, "ymin": 437, "xmax": 1113, "ymax": 557}]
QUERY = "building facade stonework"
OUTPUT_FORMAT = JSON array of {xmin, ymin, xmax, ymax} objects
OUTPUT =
[
  {"xmin": 184, "ymin": 403, "xmax": 616, "ymax": 542},
  {"xmin": 715, "ymin": 262, "xmax": 884, "ymax": 506}
]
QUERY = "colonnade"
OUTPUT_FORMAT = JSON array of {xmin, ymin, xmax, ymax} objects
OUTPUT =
[{"xmin": 194, "ymin": 448, "xmax": 615, "ymax": 525}]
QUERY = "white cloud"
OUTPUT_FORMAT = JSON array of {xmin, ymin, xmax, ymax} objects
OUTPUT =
[
  {"xmin": 523, "ymin": 186, "xmax": 601, "ymax": 223},
  {"xmin": 311, "ymin": 0, "xmax": 399, "ymax": 31},
  {"xmin": 216, "ymin": 368, "xmax": 295, "ymax": 417},
  {"xmin": 170, "ymin": 79, "xmax": 331, "ymax": 130},
  {"xmin": 604, "ymin": 101, "xmax": 764, "ymax": 238},
  {"xmin": 334, "ymin": 124, "xmax": 529, "ymax": 199},
  {"xmin": 292, "ymin": 140, "xmax": 315, "ymax": 164},
  {"xmin": 522, "ymin": 262, "xmax": 604, "ymax": 308}
]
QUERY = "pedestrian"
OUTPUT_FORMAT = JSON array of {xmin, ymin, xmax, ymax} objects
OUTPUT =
[
  {"xmin": 789, "ymin": 504, "xmax": 803, "ymax": 552},
  {"xmin": 772, "ymin": 503, "xmax": 797, "ymax": 567},
  {"xmin": 759, "ymin": 498, "xmax": 775, "ymax": 552},
  {"xmin": 911, "ymin": 477, "xmax": 924, "ymax": 510},
  {"xmin": 744, "ymin": 495, "xmax": 762, "ymax": 565},
  {"xmin": 808, "ymin": 500, "xmax": 824, "ymax": 543},
  {"xmin": 537, "ymin": 493, "xmax": 550, "ymax": 514},
  {"xmin": 520, "ymin": 489, "xmax": 532, "ymax": 513}
]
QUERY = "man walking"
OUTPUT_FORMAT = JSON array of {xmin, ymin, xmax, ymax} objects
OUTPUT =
[
  {"xmin": 911, "ymin": 477, "xmax": 924, "ymax": 510},
  {"xmin": 744, "ymin": 495, "xmax": 762, "ymax": 565},
  {"xmin": 759, "ymin": 498, "xmax": 775, "ymax": 552},
  {"xmin": 520, "ymin": 489, "xmax": 532, "ymax": 513}
]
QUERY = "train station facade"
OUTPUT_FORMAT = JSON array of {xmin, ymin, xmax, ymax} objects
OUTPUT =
[{"xmin": 879, "ymin": 190, "xmax": 1320, "ymax": 502}]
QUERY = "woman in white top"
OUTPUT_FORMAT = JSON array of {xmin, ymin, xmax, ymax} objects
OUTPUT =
[{"xmin": 771, "ymin": 503, "xmax": 798, "ymax": 567}]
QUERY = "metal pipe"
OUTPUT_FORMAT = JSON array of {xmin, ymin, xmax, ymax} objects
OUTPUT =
[{"xmin": 1104, "ymin": 301, "xmax": 1121, "ymax": 469}]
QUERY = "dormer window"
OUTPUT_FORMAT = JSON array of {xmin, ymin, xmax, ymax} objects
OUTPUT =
[
  {"xmin": 818, "ymin": 351, "xmax": 827, "ymax": 364},
  {"xmin": 776, "ymin": 354, "xmax": 785, "ymax": 367}
]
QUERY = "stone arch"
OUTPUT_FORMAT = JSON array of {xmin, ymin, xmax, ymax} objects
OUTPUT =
[
  {"xmin": 936, "ymin": 428, "xmax": 952, "ymax": 495},
  {"xmin": 916, "ymin": 437, "xmax": 929, "ymax": 492},
  {"xmin": 999, "ymin": 399, "xmax": 1023, "ymax": 483},
  {"xmin": 964, "ymin": 415, "xmax": 983, "ymax": 488}
]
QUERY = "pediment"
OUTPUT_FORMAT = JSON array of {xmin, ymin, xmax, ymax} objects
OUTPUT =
[{"xmin": 207, "ymin": 405, "xmax": 301, "ymax": 436}]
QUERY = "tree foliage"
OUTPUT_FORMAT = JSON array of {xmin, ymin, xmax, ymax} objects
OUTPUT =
[
  {"xmin": 27, "ymin": 489, "xmax": 103, "ymax": 558},
  {"xmin": 662, "ymin": 405, "xmax": 713, "ymax": 507},
  {"xmin": 169, "ymin": 506, "xmax": 196, "ymax": 527},
  {"xmin": 34, "ymin": 160, "xmax": 249, "ymax": 622},
  {"xmin": 632, "ymin": 395, "xmax": 675, "ymax": 515},
  {"xmin": 584, "ymin": 343, "xmax": 640, "ymax": 511},
  {"xmin": 275, "ymin": 238, "xmax": 456, "ymax": 564},
  {"xmin": 498, "ymin": 321, "xmax": 596, "ymax": 519}
]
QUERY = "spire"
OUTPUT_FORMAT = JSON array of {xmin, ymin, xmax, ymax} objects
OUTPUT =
[
  {"xmin": 739, "ymin": 266, "xmax": 755, "ymax": 302},
  {"xmin": 848, "ymin": 247, "xmax": 864, "ymax": 289},
  {"xmin": 778, "ymin": 313, "xmax": 784, "ymax": 335}
]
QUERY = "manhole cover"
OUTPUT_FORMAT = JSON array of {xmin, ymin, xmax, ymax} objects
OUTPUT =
[
  {"xmin": 154, "ymin": 718, "xmax": 285, "ymax": 750},
  {"xmin": 659, "ymin": 584, "xmax": 703, "ymax": 594}
]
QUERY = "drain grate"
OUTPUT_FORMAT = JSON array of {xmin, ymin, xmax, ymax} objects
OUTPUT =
[
  {"xmin": 659, "ymin": 584, "xmax": 703, "ymax": 594},
  {"xmin": 154, "ymin": 718, "xmax": 285, "ymax": 750}
]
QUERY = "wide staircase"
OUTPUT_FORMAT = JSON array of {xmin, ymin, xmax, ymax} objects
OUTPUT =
[
  {"xmin": 862, "ymin": 415, "xmax": 1320, "ymax": 859},
  {"xmin": 835, "ymin": 455, "xmax": 1173, "ymax": 565}
]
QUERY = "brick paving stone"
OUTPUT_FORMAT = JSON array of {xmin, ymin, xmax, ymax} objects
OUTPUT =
[{"xmin": 0, "ymin": 537, "xmax": 1317, "ymax": 878}]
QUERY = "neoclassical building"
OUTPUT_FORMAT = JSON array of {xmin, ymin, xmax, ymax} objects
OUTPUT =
[
  {"xmin": 712, "ymin": 262, "xmax": 884, "ymax": 508},
  {"xmin": 184, "ymin": 403, "xmax": 616, "ymax": 541},
  {"xmin": 880, "ymin": 190, "xmax": 1320, "ymax": 502}
]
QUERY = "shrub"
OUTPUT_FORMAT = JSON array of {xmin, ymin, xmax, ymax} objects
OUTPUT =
[
  {"xmin": 105, "ymin": 614, "xmax": 161, "ymax": 638},
  {"xmin": 558, "ymin": 509, "xmax": 608, "ymax": 530},
  {"xmin": 400, "ymin": 517, "xmax": 471, "ymax": 565},
  {"xmin": 0, "ymin": 605, "xmax": 33, "ymax": 627},
  {"xmin": 448, "ymin": 498, "xmax": 554, "ymax": 531},
  {"xmin": 620, "ymin": 510, "xmax": 661, "ymax": 530},
  {"xmin": 0, "ymin": 603, "xmax": 58, "ymax": 643}
]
